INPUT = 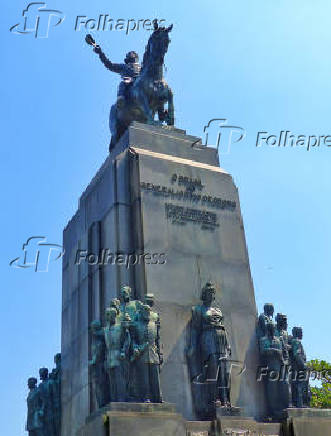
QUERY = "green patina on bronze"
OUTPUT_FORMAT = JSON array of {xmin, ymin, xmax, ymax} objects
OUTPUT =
[
  {"xmin": 26, "ymin": 355, "xmax": 61, "ymax": 436},
  {"xmin": 85, "ymin": 20, "xmax": 174, "ymax": 151},
  {"xmin": 187, "ymin": 282, "xmax": 232, "ymax": 419},
  {"xmin": 258, "ymin": 304, "xmax": 312, "ymax": 419},
  {"xmin": 87, "ymin": 285, "xmax": 163, "ymax": 407}
]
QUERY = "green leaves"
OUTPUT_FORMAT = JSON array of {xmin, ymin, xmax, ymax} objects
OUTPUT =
[{"xmin": 307, "ymin": 359, "xmax": 331, "ymax": 408}]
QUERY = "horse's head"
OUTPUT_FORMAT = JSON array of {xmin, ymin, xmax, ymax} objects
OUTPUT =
[{"xmin": 143, "ymin": 21, "xmax": 173, "ymax": 67}]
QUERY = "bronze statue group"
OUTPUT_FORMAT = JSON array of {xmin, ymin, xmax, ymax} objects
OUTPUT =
[
  {"xmin": 26, "ymin": 290, "xmax": 312, "ymax": 435},
  {"xmin": 258, "ymin": 303, "xmax": 310, "ymax": 419},
  {"xmin": 89, "ymin": 285, "xmax": 163, "ymax": 408},
  {"xmin": 90, "ymin": 281, "xmax": 231, "ymax": 420},
  {"xmin": 26, "ymin": 354, "xmax": 61, "ymax": 436}
]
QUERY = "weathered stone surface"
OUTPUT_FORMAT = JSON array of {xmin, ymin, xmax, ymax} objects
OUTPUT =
[
  {"xmin": 128, "ymin": 125, "xmax": 264, "ymax": 419},
  {"xmin": 284, "ymin": 408, "xmax": 331, "ymax": 436},
  {"xmin": 286, "ymin": 408, "xmax": 331, "ymax": 418},
  {"xmin": 217, "ymin": 417, "xmax": 282, "ymax": 435},
  {"xmin": 115, "ymin": 122, "xmax": 219, "ymax": 166},
  {"xmin": 62, "ymin": 123, "xmax": 265, "ymax": 435},
  {"xmin": 77, "ymin": 403, "xmax": 186, "ymax": 436},
  {"xmin": 186, "ymin": 420, "xmax": 216, "ymax": 436},
  {"xmin": 216, "ymin": 406, "xmax": 243, "ymax": 417}
]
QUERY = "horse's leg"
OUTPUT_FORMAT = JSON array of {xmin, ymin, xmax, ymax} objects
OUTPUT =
[
  {"xmin": 166, "ymin": 88, "xmax": 175, "ymax": 126},
  {"xmin": 138, "ymin": 90, "xmax": 155, "ymax": 125},
  {"xmin": 157, "ymin": 102, "xmax": 166, "ymax": 122}
]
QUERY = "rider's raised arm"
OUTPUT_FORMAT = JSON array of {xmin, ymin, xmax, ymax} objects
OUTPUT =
[{"xmin": 94, "ymin": 46, "xmax": 123, "ymax": 74}]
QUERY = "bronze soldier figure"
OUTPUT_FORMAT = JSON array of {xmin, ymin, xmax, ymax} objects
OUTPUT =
[
  {"xmin": 49, "ymin": 353, "xmax": 61, "ymax": 436},
  {"xmin": 104, "ymin": 307, "xmax": 129, "ymax": 402},
  {"xmin": 38, "ymin": 368, "xmax": 55, "ymax": 436},
  {"xmin": 290, "ymin": 326, "xmax": 310, "ymax": 408},
  {"xmin": 88, "ymin": 33, "xmax": 141, "ymax": 108},
  {"xmin": 258, "ymin": 303, "xmax": 275, "ymax": 338},
  {"xmin": 259, "ymin": 322, "xmax": 287, "ymax": 418},
  {"xmin": 275, "ymin": 313, "xmax": 292, "ymax": 408},
  {"xmin": 88, "ymin": 320, "xmax": 108, "ymax": 409},
  {"xmin": 131, "ymin": 303, "xmax": 163, "ymax": 403},
  {"xmin": 26, "ymin": 377, "xmax": 43, "ymax": 436}
]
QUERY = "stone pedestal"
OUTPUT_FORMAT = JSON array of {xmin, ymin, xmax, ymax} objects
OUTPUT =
[
  {"xmin": 283, "ymin": 408, "xmax": 331, "ymax": 436},
  {"xmin": 61, "ymin": 123, "xmax": 264, "ymax": 436},
  {"xmin": 217, "ymin": 417, "xmax": 282, "ymax": 435},
  {"xmin": 77, "ymin": 402, "xmax": 186, "ymax": 436},
  {"xmin": 186, "ymin": 420, "xmax": 216, "ymax": 436},
  {"xmin": 216, "ymin": 406, "xmax": 243, "ymax": 418}
]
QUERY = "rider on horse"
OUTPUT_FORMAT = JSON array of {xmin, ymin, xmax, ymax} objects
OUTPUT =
[
  {"xmin": 89, "ymin": 35, "xmax": 141, "ymax": 106},
  {"xmin": 86, "ymin": 21, "xmax": 174, "ymax": 150}
]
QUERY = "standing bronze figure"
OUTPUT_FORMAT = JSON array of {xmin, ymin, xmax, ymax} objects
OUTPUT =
[
  {"xmin": 88, "ymin": 320, "xmax": 108, "ymax": 409},
  {"xmin": 131, "ymin": 303, "xmax": 163, "ymax": 403},
  {"xmin": 275, "ymin": 313, "xmax": 292, "ymax": 408},
  {"xmin": 38, "ymin": 368, "xmax": 55, "ymax": 436},
  {"xmin": 26, "ymin": 377, "xmax": 43, "ymax": 436},
  {"xmin": 290, "ymin": 326, "xmax": 310, "ymax": 408},
  {"xmin": 104, "ymin": 307, "xmax": 129, "ymax": 402},
  {"xmin": 259, "ymin": 322, "xmax": 289, "ymax": 419},
  {"xmin": 258, "ymin": 303, "xmax": 275, "ymax": 338},
  {"xmin": 187, "ymin": 282, "xmax": 232, "ymax": 418},
  {"xmin": 49, "ymin": 354, "xmax": 61, "ymax": 436}
]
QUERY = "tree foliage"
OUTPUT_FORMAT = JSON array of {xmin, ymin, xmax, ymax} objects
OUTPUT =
[{"xmin": 307, "ymin": 359, "xmax": 331, "ymax": 408}]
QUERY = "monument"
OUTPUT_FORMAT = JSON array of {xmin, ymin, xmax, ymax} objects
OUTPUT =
[
  {"xmin": 61, "ymin": 20, "xmax": 264, "ymax": 433},
  {"xmin": 26, "ymin": 19, "xmax": 331, "ymax": 436}
]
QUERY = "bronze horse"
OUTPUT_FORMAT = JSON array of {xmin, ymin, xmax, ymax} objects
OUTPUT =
[{"xmin": 87, "ymin": 21, "xmax": 174, "ymax": 151}]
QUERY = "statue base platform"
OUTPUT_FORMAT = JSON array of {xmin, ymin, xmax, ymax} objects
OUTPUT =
[
  {"xmin": 217, "ymin": 416, "xmax": 282, "ymax": 435},
  {"xmin": 186, "ymin": 420, "xmax": 216, "ymax": 436},
  {"xmin": 76, "ymin": 402, "xmax": 186, "ymax": 436},
  {"xmin": 283, "ymin": 408, "xmax": 331, "ymax": 436},
  {"xmin": 61, "ymin": 121, "xmax": 265, "ymax": 435},
  {"xmin": 216, "ymin": 406, "xmax": 243, "ymax": 417}
]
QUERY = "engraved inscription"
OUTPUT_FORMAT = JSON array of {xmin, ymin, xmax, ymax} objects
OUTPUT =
[
  {"xmin": 140, "ymin": 175, "xmax": 236, "ymax": 211},
  {"xmin": 141, "ymin": 174, "xmax": 236, "ymax": 231},
  {"xmin": 165, "ymin": 203, "xmax": 219, "ymax": 231}
]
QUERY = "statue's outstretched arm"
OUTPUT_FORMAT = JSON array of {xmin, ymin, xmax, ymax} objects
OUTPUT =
[
  {"xmin": 86, "ymin": 34, "xmax": 123, "ymax": 74},
  {"xmin": 94, "ymin": 46, "xmax": 122, "ymax": 73}
]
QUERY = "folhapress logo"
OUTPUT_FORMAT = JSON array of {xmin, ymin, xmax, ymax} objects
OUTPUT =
[
  {"xmin": 193, "ymin": 118, "xmax": 246, "ymax": 155},
  {"xmin": 10, "ymin": 2, "xmax": 64, "ymax": 38},
  {"xmin": 10, "ymin": 236, "xmax": 64, "ymax": 272}
]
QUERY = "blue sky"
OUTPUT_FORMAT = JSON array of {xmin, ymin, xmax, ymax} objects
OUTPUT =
[{"xmin": 2, "ymin": 0, "xmax": 331, "ymax": 434}]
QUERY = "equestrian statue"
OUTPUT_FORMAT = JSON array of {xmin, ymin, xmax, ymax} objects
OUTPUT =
[{"xmin": 85, "ymin": 19, "xmax": 174, "ymax": 151}]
